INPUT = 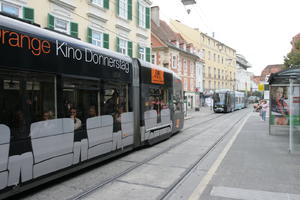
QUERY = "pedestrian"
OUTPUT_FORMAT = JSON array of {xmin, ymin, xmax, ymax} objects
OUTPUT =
[{"xmin": 261, "ymin": 100, "xmax": 268, "ymax": 121}]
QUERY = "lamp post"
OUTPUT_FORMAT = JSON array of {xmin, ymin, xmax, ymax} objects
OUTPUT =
[{"xmin": 181, "ymin": 0, "xmax": 196, "ymax": 5}]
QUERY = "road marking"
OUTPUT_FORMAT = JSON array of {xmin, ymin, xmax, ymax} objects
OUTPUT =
[
  {"xmin": 211, "ymin": 186, "xmax": 300, "ymax": 200},
  {"xmin": 188, "ymin": 113, "xmax": 251, "ymax": 200}
]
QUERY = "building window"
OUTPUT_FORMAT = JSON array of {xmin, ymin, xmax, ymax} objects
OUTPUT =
[
  {"xmin": 172, "ymin": 56, "xmax": 177, "ymax": 68},
  {"xmin": 119, "ymin": 38, "xmax": 127, "ymax": 55},
  {"xmin": 119, "ymin": 0, "xmax": 128, "ymax": 19},
  {"xmin": 139, "ymin": 47, "xmax": 145, "ymax": 61},
  {"xmin": 184, "ymin": 78, "xmax": 188, "ymax": 91},
  {"xmin": 184, "ymin": 59, "xmax": 187, "ymax": 73},
  {"xmin": 91, "ymin": 0, "xmax": 103, "ymax": 7},
  {"xmin": 1, "ymin": 2, "xmax": 20, "ymax": 17},
  {"xmin": 54, "ymin": 17, "xmax": 69, "ymax": 34},
  {"xmin": 139, "ymin": 3, "xmax": 146, "ymax": 28},
  {"xmin": 190, "ymin": 62, "xmax": 194, "ymax": 75},
  {"xmin": 151, "ymin": 54, "xmax": 156, "ymax": 64},
  {"xmin": 92, "ymin": 30, "xmax": 103, "ymax": 47},
  {"xmin": 48, "ymin": 14, "xmax": 78, "ymax": 37},
  {"xmin": 190, "ymin": 80, "xmax": 194, "ymax": 91}
]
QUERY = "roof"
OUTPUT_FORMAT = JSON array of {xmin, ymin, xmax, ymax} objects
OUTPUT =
[
  {"xmin": 151, "ymin": 20, "xmax": 199, "ymax": 59},
  {"xmin": 268, "ymin": 66, "xmax": 300, "ymax": 84},
  {"xmin": 260, "ymin": 64, "xmax": 284, "ymax": 81}
]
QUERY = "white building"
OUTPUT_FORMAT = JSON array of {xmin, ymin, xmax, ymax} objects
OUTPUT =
[{"xmin": 236, "ymin": 54, "xmax": 252, "ymax": 93}]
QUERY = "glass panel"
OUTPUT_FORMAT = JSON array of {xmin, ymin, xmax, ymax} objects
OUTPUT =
[
  {"xmin": 139, "ymin": 4, "xmax": 145, "ymax": 28},
  {"xmin": 101, "ymin": 81, "xmax": 129, "ymax": 132},
  {"xmin": 143, "ymin": 85, "xmax": 170, "ymax": 120},
  {"xmin": 1, "ymin": 3, "xmax": 19, "ymax": 17},
  {"xmin": 55, "ymin": 18, "xmax": 68, "ymax": 33},
  {"xmin": 119, "ymin": 39, "xmax": 127, "ymax": 55},
  {"xmin": 92, "ymin": 30, "xmax": 103, "ymax": 47},
  {"xmin": 119, "ymin": 0, "xmax": 127, "ymax": 19},
  {"xmin": 0, "ymin": 70, "xmax": 55, "ymax": 155},
  {"xmin": 139, "ymin": 47, "xmax": 145, "ymax": 60},
  {"xmin": 290, "ymin": 86, "xmax": 300, "ymax": 152},
  {"xmin": 63, "ymin": 78, "xmax": 100, "ymax": 141},
  {"xmin": 91, "ymin": 0, "xmax": 103, "ymax": 6}
]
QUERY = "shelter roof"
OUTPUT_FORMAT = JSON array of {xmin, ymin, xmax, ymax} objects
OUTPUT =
[{"xmin": 268, "ymin": 66, "xmax": 300, "ymax": 84}]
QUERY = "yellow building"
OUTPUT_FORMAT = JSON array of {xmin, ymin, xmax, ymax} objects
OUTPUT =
[
  {"xmin": 169, "ymin": 20, "xmax": 236, "ymax": 91},
  {"xmin": 0, "ymin": 0, "xmax": 152, "ymax": 61}
]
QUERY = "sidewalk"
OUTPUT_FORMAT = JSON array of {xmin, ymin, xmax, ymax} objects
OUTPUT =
[{"xmin": 203, "ymin": 112, "xmax": 300, "ymax": 200}]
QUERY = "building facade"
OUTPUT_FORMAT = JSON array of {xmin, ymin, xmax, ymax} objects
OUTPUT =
[
  {"xmin": 235, "ymin": 54, "xmax": 252, "ymax": 93},
  {"xmin": 0, "ymin": 0, "xmax": 152, "ymax": 61},
  {"xmin": 151, "ymin": 6, "xmax": 203, "ymax": 110},
  {"xmin": 169, "ymin": 20, "xmax": 236, "ymax": 93}
]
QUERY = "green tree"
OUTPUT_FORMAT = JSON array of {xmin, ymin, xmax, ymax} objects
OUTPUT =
[{"xmin": 284, "ymin": 39, "xmax": 300, "ymax": 68}]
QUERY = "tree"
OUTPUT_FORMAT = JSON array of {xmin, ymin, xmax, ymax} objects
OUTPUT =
[{"xmin": 284, "ymin": 39, "xmax": 300, "ymax": 68}]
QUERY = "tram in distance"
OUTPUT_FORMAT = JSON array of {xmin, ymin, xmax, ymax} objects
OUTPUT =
[
  {"xmin": 0, "ymin": 14, "xmax": 184, "ymax": 198},
  {"xmin": 212, "ymin": 89, "xmax": 247, "ymax": 113}
]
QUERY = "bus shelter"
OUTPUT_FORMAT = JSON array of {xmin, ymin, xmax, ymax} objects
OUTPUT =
[{"xmin": 268, "ymin": 67, "xmax": 300, "ymax": 153}]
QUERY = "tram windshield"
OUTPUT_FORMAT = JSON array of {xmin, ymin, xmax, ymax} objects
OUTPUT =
[{"xmin": 213, "ymin": 93, "xmax": 226, "ymax": 105}]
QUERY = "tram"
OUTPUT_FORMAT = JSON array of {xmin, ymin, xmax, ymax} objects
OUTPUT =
[
  {"xmin": 213, "ymin": 89, "xmax": 247, "ymax": 113},
  {"xmin": 0, "ymin": 14, "xmax": 184, "ymax": 198}
]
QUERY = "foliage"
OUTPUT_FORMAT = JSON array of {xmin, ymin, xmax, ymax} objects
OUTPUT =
[{"xmin": 284, "ymin": 39, "xmax": 300, "ymax": 68}]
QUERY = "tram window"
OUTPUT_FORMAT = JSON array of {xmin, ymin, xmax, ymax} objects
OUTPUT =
[
  {"xmin": 143, "ymin": 86, "xmax": 170, "ymax": 113},
  {"xmin": 63, "ymin": 78, "xmax": 100, "ymax": 120},
  {"xmin": 0, "ymin": 70, "xmax": 55, "ymax": 140},
  {"xmin": 101, "ymin": 82, "xmax": 128, "ymax": 115},
  {"xmin": 101, "ymin": 82, "xmax": 129, "ymax": 132}
]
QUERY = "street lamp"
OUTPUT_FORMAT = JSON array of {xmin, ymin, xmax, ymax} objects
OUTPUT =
[{"xmin": 181, "ymin": 0, "xmax": 196, "ymax": 5}]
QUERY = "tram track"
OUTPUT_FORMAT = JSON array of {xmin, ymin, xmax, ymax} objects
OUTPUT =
[
  {"xmin": 158, "ymin": 110, "xmax": 250, "ymax": 200},
  {"xmin": 68, "ymin": 109, "xmax": 250, "ymax": 200}
]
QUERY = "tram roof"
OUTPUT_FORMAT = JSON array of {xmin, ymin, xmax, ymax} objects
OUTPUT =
[
  {"xmin": 138, "ymin": 59, "xmax": 181, "ymax": 80},
  {"xmin": 268, "ymin": 66, "xmax": 300, "ymax": 84},
  {"xmin": 0, "ymin": 14, "xmax": 132, "ymax": 64}
]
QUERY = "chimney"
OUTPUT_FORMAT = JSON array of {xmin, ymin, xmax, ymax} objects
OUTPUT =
[{"xmin": 151, "ymin": 6, "xmax": 160, "ymax": 27}]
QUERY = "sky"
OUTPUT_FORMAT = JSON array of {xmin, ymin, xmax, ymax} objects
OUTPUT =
[{"xmin": 151, "ymin": 0, "xmax": 300, "ymax": 76}]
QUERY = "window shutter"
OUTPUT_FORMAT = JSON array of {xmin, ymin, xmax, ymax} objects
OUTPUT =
[
  {"xmin": 137, "ymin": 44, "xmax": 140, "ymax": 58},
  {"xmin": 137, "ymin": 1, "xmax": 139, "ymax": 26},
  {"xmin": 116, "ymin": 0, "xmax": 119, "ymax": 16},
  {"xmin": 128, "ymin": 41, "xmax": 132, "ymax": 57},
  {"xmin": 70, "ymin": 22, "xmax": 78, "ymax": 38},
  {"xmin": 104, "ymin": 0, "xmax": 109, "ymax": 9},
  {"xmin": 116, "ymin": 37, "xmax": 120, "ymax": 52},
  {"xmin": 23, "ymin": 7, "xmax": 34, "ymax": 22},
  {"xmin": 146, "ymin": 47, "xmax": 151, "ymax": 62},
  {"xmin": 87, "ymin": 28, "xmax": 92, "ymax": 43},
  {"xmin": 128, "ymin": 0, "xmax": 132, "ymax": 20},
  {"xmin": 48, "ymin": 14, "xmax": 54, "ymax": 30},
  {"xmin": 103, "ymin": 33, "xmax": 109, "ymax": 49},
  {"xmin": 146, "ymin": 7, "xmax": 150, "ymax": 29}
]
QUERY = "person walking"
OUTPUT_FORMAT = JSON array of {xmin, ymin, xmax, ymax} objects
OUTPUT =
[{"xmin": 261, "ymin": 100, "xmax": 268, "ymax": 121}]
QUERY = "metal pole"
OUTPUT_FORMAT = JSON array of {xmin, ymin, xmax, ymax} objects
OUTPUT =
[{"xmin": 289, "ymin": 79, "xmax": 294, "ymax": 153}]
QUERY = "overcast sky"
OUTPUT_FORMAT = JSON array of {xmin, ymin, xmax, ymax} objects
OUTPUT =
[{"xmin": 151, "ymin": 0, "xmax": 300, "ymax": 75}]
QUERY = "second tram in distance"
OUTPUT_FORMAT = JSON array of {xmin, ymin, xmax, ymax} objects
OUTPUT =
[{"xmin": 213, "ymin": 89, "xmax": 247, "ymax": 113}]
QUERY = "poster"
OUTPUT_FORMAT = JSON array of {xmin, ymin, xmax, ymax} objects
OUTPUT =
[{"xmin": 270, "ymin": 86, "xmax": 289, "ymax": 126}]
